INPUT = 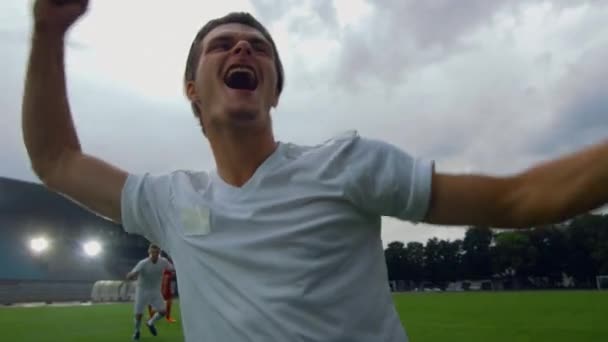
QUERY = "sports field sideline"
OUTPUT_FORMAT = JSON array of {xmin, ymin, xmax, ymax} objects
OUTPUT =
[{"xmin": 2, "ymin": 291, "xmax": 606, "ymax": 341}]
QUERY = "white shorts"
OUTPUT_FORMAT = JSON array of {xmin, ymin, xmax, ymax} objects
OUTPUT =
[{"xmin": 134, "ymin": 289, "xmax": 165, "ymax": 315}]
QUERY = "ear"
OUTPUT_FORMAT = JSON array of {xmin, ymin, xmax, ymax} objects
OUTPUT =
[
  {"xmin": 271, "ymin": 88, "xmax": 280, "ymax": 108},
  {"xmin": 185, "ymin": 81, "xmax": 200, "ymax": 104}
]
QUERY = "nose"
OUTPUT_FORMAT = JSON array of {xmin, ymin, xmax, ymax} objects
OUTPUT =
[{"xmin": 232, "ymin": 40, "xmax": 252, "ymax": 56}]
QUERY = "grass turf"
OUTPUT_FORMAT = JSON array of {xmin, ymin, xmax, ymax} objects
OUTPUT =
[
  {"xmin": 395, "ymin": 291, "xmax": 608, "ymax": 342},
  {"xmin": 1, "ymin": 291, "xmax": 606, "ymax": 341}
]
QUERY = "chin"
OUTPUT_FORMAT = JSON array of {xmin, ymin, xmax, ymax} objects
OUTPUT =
[{"xmin": 225, "ymin": 104, "xmax": 263, "ymax": 122}]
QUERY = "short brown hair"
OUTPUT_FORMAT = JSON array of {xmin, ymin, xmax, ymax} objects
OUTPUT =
[{"xmin": 184, "ymin": 12, "xmax": 285, "ymax": 117}]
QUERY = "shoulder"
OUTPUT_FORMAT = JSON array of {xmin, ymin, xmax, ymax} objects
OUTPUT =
[
  {"xmin": 284, "ymin": 130, "xmax": 409, "ymax": 168},
  {"xmin": 282, "ymin": 130, "xmax": 363, "ymax": 161}
]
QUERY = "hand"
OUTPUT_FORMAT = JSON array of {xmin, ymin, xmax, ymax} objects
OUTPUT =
[{"xmin": 32, "ymin": 0, "xmax": 89, "ymax": 37}]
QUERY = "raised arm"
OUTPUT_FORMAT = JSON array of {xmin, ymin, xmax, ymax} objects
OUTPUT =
[
  {"xmin": 424, "ymin": 140, "xmax": 608, "ymax": 228},
  {"xmin": 22, "ymin": 0, "xmax": 127, "ymax": 222}
]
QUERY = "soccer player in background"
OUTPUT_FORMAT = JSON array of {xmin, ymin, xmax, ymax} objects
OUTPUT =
[
  {"xmin": 127, "ymin": 244, "xmax": 174, "ymax": 340},
  {"xmin": 148, "ymin": 254, "xmax": 177, "ymax": 323}
]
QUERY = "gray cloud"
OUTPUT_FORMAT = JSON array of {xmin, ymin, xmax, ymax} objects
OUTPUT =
[
  {"xmin": 333, "ymin": 0, "xmax": 604, "ymax": 89},
  {"xmin": 0, "ymin": 29, "xmax": 87, "ymax": 52},
  {"xmin": 310, "ymin": 0, "xmax": 339, "ymax": 31},
  {"xmin": 249, "ymin": 0, "xmax": 297, "ymax": 24},
  {"xmin": 530, "ymin": 43, "xmax": 608, "ymax": 155},
  {"xmin": 250, "ymin": 0, "xmax": 339, "ymax": 40}
]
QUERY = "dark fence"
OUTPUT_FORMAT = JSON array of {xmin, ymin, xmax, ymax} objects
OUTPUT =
[{"xmin": 0, "ymin": 279, "xmax": 94, "ymax": 305}]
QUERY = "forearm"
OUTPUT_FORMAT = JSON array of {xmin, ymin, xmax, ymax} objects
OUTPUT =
[
  {"xmin": 22, "ymin": 32, "xmax": 81, "ymax": 180},
  {"xmin": 513, "ymin": 140, "xmax": 608, "ymax": 225}
]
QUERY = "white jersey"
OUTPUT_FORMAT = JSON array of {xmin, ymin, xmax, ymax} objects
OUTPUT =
[
  {"xmin": 130, "ymin": 257, "xmax": 172, "ymax": 293},
  {"xmin": 121, "ymin": 132, "xmax": 433, "ymax": 342}
]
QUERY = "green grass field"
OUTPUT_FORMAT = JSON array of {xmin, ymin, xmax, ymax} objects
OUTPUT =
[{"xmin": 2, "ymin": 291, "xmax": 607, "ymax": 341}]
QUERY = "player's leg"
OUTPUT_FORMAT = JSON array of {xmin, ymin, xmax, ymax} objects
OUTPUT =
[
  {"xmin": 133, "ymin": 314, "xmax": 143, "ymax": 341},
  {"xmin": 161, "ymin": 273, "xmax": 176, "ymax": 322},
  {"xmin": 148, "ymin": 304, "xmax": 155, "ymax": 319},
  {"xmin": 132, "ymin": 293, "xmax": 146, "ymax": 340},
  {"xmin": 144, "ymin": 293, "xmax": 164, "ymax": 336},
  {"xmin": 148, "ymin": 293, "xmax": 167, "ymax": 323},
  {"xmin": 165, "ymin": 298, "xmax": 176, "ymax": 323},
  {"xmin": 161, "ymin": 286, "xmax": 176, "ymax": 322}
]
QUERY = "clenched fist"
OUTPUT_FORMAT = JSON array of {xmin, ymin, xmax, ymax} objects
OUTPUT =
[{"xmin": 32, "ymin": 0, "xmax": 89, "ymax": 36}]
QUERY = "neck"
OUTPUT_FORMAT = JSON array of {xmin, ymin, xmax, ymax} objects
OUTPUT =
[{"xmin": 207, "ymin": 125, "xmax": 278, "ymax": 187}]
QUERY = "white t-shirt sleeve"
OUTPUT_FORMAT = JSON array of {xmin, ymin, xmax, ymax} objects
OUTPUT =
[
  {"xmin": 121, "ymin": 173, "xmax": 173, "ymax": 248},
  {"xmin": 131, "ymin": 259, "xmax": 146, "ymax": 274},
  {"xmin": 161, "ymin": 257, "xmax": 174, "ymax": 271},
  {"xmin": 344, "ymin": 136, "xmax": 434, "ymax": 222}
]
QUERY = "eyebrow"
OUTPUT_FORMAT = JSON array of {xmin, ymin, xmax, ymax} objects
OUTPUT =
[{"xmin": 206, "ymin": 34, "xmax": 270, "ymax": 47}]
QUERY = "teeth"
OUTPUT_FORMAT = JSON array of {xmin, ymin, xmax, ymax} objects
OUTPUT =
[{"xmin": 227, "ymin": 66, "xmax": 255, "ymax": 79}]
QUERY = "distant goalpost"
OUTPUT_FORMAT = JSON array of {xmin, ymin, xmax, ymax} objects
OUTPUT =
[
  {"xmin": 91, "ymin": 280, "xmax": 137, "ymax": 303},
  {"xmin": 596, "ymin": 275, "xmax": 608, "ymax": 290}
]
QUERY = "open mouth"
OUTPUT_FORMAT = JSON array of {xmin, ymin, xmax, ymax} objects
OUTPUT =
[{"xmin": 224, "ymin": 65, "xmax": 258, "ymax": 91}]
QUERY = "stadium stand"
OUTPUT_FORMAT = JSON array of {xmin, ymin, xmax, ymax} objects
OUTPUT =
[{"xmin": 0, "ymin": 177, "xmax": 150, "ymax": 305}]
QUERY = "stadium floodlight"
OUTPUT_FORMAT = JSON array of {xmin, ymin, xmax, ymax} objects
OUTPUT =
[
  {"xmin": 29, "ymin": 236, "xmax": 50, "ymax": 254},
  {"xmin": 83, "ymin": 240, "xmax": 102, "ymax": 257}
]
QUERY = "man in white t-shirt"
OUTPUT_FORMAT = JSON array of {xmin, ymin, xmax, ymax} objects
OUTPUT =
[
  {"xmin": 126, "ymin": 244, "xmax": 174, "ymax": 340},
  {"xmin": 23, "ymin": 1, "xmax": 608, "ymax": 341}
]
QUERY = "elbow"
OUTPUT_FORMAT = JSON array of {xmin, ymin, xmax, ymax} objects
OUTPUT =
[
  {"xmin": 29, "ymin": 159, "xmax": 57, "ymax": 187},
  {"xmin": 29, "ymin": 149, "xmax": 79, "ymax": 189},
  {"xmin": 30, "ymin": 160, "xmax": 62, "ymax": 190}
]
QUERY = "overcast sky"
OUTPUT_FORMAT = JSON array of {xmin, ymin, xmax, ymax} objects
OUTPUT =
[{"xmin": 2, "ymin": 0, "xmax": 607, "ymax": 245}]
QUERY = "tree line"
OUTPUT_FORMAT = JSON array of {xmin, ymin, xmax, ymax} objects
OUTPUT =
[{"xmin": 384, "ymin": 213, "xmax": 608, "ymax": 290}]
